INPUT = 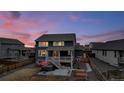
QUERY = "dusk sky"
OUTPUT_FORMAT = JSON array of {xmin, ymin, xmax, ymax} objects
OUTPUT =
[{"xmin": 0, "ymin": 11, "xmax": 124, "ymax": 47}]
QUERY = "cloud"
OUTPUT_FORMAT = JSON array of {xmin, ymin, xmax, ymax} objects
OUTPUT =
[
  {"xmin": 9, "ymin": 11, "xmax": 21, "ymax": 19},
  {"xmin": 81, "ymin": 18, "xmax": 104, "ymax": 24},
  {"xmin": 16, "ymin": 31, "xmax": 48, "ymax": 47},
  {"xmin": 77, "ymin": 30, "xmax": 124, "ymax": 45},
  {"xmin": 0, "ymin": 30, "xmax": 48, "ymax": 47},
  {"xmin": 0, "ymin": 12, "xmax": 62, "ymax": 47},
  {"xmin": 69, "ymin": 15, "xmax": 80, "ymax": 21},
  {"xmin": 0, "ymin": 12, "xmax": 43, "ymax": 47},
  {"xmin": 69, "ymin": 14, "xmax": 104, "ymax": 24}
]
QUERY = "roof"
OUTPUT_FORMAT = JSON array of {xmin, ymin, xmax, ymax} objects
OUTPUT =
[
  {"xmin": 35, "ymin": 33, "xmax": 76, "ymax": 42},
  {"xmin": 0, "ymin": 37, "xmax": 24, "ymax": 45},
  {"xmin": 75, "ymin": 44, "xmax": 84, "ymax": 50},
  {"xmin": 92, "ymin": 39, "xmax": 124, "ymax": 51}
]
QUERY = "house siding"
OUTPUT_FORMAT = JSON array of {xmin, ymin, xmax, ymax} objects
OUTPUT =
[
  {"xmin": 92, "ymin": 50, "xmax": 119, "ymax": 66},
  {"xmin": 64, "ymin": 41, "xmax": 74, "ymax": 46},
  {"xmin": 35, "ymin": 46, "xmax": 75, "ymax": 61},
  {"xmin": 0, "ymin": 44, "xmax": 23, "ymax": 59},
  {"xmin": 35, "ymin": 34, "xmax": 78, "ymax": 69}
]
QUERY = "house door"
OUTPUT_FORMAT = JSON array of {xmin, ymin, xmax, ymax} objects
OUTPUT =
[
  {"xmin": 119, "ymin": 51, "xmax": 124, "ymax": 57},
  {"xmin": 53, "ymin": 51, "xmax": 59, "ymax": 58}
]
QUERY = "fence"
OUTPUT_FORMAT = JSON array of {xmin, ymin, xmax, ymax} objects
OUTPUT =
[
  {"xmin": 88, "ymin": 57, "xmax": 107, "ymax": 81},
  {"xmin": 47, "ymin": 57, "xmax": 72, "ymax": 63},
  {"xmin": 0, "ymin": 58, "xmax": 34, "ymax": 74}
]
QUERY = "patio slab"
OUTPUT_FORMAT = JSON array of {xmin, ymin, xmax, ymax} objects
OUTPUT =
[{"xmin": 37, "ymin": 69, "xmax": 72, "ymax": 76}]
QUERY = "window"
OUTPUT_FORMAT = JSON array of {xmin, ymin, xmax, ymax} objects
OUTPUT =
[
  {"xmin": 53, "ymin": 51, "xmax": 59, "ymax": 57},
  {"xmin": 102, "ymin": 50, "xmax": 107, "ymax": 56},
  {"xmin": 38, "ymin": 50, "xmax": 48, "ymax": 57},
  {"xmin": 38, "ymin": 42, "xmax": 48, "ymax": 47},
  {"xmin": 53, "ymin": 41, "xmax": 64, "ymax": 46},
  {"xmin": 102, "ymin": 50, "xmax": 104, "ymax": 56},
  {"xmin": 64, "ymin": 41, "xmax": 73, "ymax": 46},
  {"xmin": 114, "ymin": 51, "xmax": 117, "ymax": 57},
  {"xmin": 104, "ymin": 51, "xmax": 107, "ymax": 56}
]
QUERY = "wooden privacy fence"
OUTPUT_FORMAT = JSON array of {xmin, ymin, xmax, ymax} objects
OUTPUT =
[{"xmin": 0, "ymin": 59, "xmax": 34, "ymax": 74}]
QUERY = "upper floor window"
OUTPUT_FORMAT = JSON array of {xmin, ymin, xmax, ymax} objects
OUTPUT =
[
  {"xmin": 38, "ymin": 42, "xmax": 48, "ymax": 47},
  {"xmin": 102, "ymin": 50, "xmax": 104, "ymax": 56},
  {"xmin": 114, "ymin": 51, "xmax": 117, "ymax": 57},
  {"xmin": 104, "ymin": 50, "xmax": 107, "ymax": 56},
  {"xmin": 53, "ymin": 41, "xmax": 64, "ymax": 46},
  {"xmin": 102, "ymin": 50, "xmax": 107, "ymax": 56}
]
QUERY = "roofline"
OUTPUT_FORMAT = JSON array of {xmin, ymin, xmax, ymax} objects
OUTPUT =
[
  {"xmin": 0, "ymin": 37, "xmax": 24, "ymax": 45},
  {"xmin": 92, "ymin": 49, "xmax": 124, "ymax": 51},
  {"xmin": 0, "ymin": 37, "xmax": 17, "ymax": 40},
  {"xmin": 106, "ymin": 38, "xmax": 124, "ymax": 43},
  {"xmin": 35, "ymin": 33, "xmax": 76, "ymax": 41},
  {"xmin": 43, "ymin": 33, "xmax": 76, "ymax": 35}
]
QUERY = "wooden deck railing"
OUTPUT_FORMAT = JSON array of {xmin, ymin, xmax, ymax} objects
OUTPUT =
[{"xmin": 47, "ymin": 57, "xmax": 72, "ymax": 63}]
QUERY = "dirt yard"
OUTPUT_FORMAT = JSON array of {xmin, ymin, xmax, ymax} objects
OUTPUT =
[
  {"xmin": 0, "ymin": 64, "xmax": 40, "ymax": 81},
  {"xmin": 0, "ymin": 57, "xmax": 92, "ymax": 81},
  {"xmin": 0, "ymin": 64, "xmax": 70, "ymax": 81}
]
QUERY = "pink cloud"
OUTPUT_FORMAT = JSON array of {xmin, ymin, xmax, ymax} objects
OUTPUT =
[
  {"xmin": 0, "ymin": 13, "xmax": 62, "ymax": 47},
  {"xmin": 0, "ymin": 16, "xmax": 40, "ymax": 31},
  {"xmin": 69, "ymin": 15, "xmax": 80, "ymax": 21},
  {"xmin": 0, "ymin": 30, "xmax": 48, "ymax": 47},
  {"xmin": 0, "ymin": 15, "xmax": 42, "ymax": 47}
]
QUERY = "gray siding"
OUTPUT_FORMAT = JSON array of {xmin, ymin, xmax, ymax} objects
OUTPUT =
[
  {"xmin": 0, "ymin": 44, "xmax": 24, "ymax": 59},
  {"xmin": 92, "ymin": 50, "xmax": 119, "ymax": 66},
  {"xmin": 35, "ymin": 41, "xmax": 75, "ymax": 62}
]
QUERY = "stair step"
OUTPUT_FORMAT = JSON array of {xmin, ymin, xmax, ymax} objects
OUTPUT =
[{"xmin": 50, "ymin": 60, "xmax": 62, "ymax": 69}]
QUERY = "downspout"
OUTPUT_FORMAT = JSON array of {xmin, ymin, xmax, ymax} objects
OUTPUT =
[{"xmin": 71, "ymin": 50, "xmax": 73, "ymax": 69}]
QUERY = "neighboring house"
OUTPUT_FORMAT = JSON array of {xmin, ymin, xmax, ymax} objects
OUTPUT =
[
  {"xmin": 91, "ymin": 39, "xmax": 124, "ymax": 67},
  {"xmin": 0, "ymin": 37, "xmax": 34, "ymax": 59},
  {"xmin": 35, "ymin": 33, "xmax": 76, "ymax": 69},
  {"xmin": 23, "ymin": 47, "xmax": 35, "ymax": 58},
  {"xmin": 0, "ymin": 37, "xmax": 24, "ymax": 59},
  {"xmin": 75, "ymin": 43, "xmax": 84, "ymax": 57}
]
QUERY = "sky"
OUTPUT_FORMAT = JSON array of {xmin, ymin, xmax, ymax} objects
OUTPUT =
[{"xmin": 0, "ymin": 11, "xmax": 124, "ymax": 47}]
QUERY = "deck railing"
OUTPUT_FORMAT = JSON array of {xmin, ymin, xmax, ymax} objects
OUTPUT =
[{"xmin": 47, "ymin": 57, "xmax": 73, "ymax": 63}]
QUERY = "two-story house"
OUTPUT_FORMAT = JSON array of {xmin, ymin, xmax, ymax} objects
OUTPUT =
[{"xmin": 35, "ymin": 33, "xmax": 76, "ymax": 69}]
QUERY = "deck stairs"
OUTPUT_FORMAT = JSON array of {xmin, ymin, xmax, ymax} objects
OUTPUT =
[{"xmin": 47, "ymin": 57, "xmax": 62, "ymax": 69}]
